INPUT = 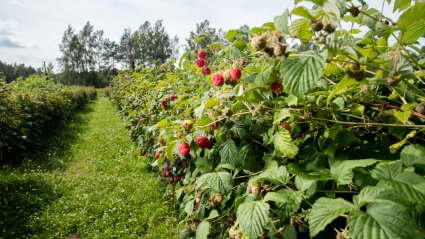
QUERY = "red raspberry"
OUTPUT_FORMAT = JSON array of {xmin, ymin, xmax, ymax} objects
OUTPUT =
[
  {"xmin": 169, "ymin": 95, "xmax": 176, "ymax": 101},
  {"xmin": 173, "ymin": 174, "xmax": 180, "ymax": 181},
  {"xmin": 162, "ymin": 100, "xmax": 168, "ymax": 109},
  {"xmin": 201, "ymin": 67, "xmax": 211, "ymax": 75},
  {"xmin": 212, "ymin": 73, "xmax": 224, "ymax": 86},
  {"xmin": 178, "ymin": 142, "xmax": 190, "ymax": 156},
  {"xmin": 161, "ymin": 172, "xmax": 167, "ymax": 178},
  {"xmin": 210, "ymin": 122, "xmax": 219, "ymax": 130},
  {"xmin": 230, "ymin": 68, "xmax": 241, "ymax": 80},
  {"xmin": 203, "ymin": 61, "xmax": 209, "ymax": 66},
  {"xmin": 155, "ymin": 152, "xmax": 161, "ymax": 159},
  {"xmin": 270, "ymin": 81, "xmax": 282, "ymax": 93},
  {"xmin": 281, "ymin": 123, "xmax": 291, "ymax": 131},
  {"xmin": 196, "ymin": 136, "xmax": 213, "ymax": 149},
  {"xmin": 196, "ymin": 58, "xmax": 205, "ymax": 67},
  {"xmin": 198, "ymin": 50, "xmax": 206, "ymax": 59},
  {"xmin": 164, "ymin": 165, "xmax": 172, "ymax": 172}
]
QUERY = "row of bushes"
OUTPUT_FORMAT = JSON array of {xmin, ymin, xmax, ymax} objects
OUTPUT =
[
  {"xmin": 0, "ymin": 76, "xmax": 97, "ymax": 160},
  {"xmin": 109, "ymin": 1, "xmax": 425, "ymax": 238}
]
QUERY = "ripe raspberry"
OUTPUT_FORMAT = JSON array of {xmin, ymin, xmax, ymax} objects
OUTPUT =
[
  {"xmin": 182, "ymin": 120, "xmax": 193, "ymax": 131},
  {"xmin": 230, "ymin": 68, "xmax": 241, "ymax": 81},
  {"xmin": 196, "ymin": 136, "xmax": 213, "ymax": 149},
  {"xmin": 209, "ymin": 122, "xmax": 219, "ymax": 130},
  {"xmin": 212, "ymin": 73, "xmax": 224, "ymax": 86},
  {"xmin": 201, "ymin": 67, "xmax": 211, "ymax": 75},
  {"xmin": 203, "ymin": 61, "xmax": 209, "ymax": 66},
  {"xmin": 196, "ymin": 58, "xmax": 205, "ymax": 67},
  {"xmin": 270, "ymin": 81, "xmax": 282, "ymax": 93},
  {"xmin": 161, "ymin": 172, "xmax": 167, "ymax": 178},
  {"xmin": 169, "ymin": 95, "xmax": 176, "ymax": 101},
  {"xmin": 198, "ymin": 50, "xmax": 206, "ymax": 59},
  {"xmin": 173, "ymin": 174, "xmax": 180, "ymax": 181},
  {"xmin": 162, "ymin": 100, "xmax": 168, "ymax": 110},
  {"xmin": 164, "ymin": 165, "xmax": 172, "ymax": 172},
  {"xmin": 155, "ymin": 152, "xmax": 161, "ymax": 159},
  {"xmin": 179, "ymin": 142, "xmax": 190, "ymax": 156}
]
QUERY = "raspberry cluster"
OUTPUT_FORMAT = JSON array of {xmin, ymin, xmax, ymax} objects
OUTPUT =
[{"xmin": 195, "ymin": 50, "xmax": 211, "ymax": 75}]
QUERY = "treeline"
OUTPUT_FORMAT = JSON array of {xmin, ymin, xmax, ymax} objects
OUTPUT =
[{"xmin": 1, "ymin": 20, "xmax": 249, "ymax": 87}]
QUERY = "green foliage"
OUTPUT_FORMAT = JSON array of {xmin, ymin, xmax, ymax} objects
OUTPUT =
[{"xmin": 237, "ymin": 201, "xmax": 270, "ymax": 239}]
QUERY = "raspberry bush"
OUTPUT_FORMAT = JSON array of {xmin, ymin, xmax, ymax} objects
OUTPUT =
[{"xmin": 109, "ymin": 1, "xmax": 425, "ymax": 238}]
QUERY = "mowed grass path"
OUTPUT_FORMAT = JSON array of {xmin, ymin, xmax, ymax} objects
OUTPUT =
[{"xmin": 0, "ymin": 92, "xmax": 178, "ymax": 238}]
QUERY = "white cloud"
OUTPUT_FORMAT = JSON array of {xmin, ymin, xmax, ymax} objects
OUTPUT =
[
  {"xmin": 0, "ymin": 19, "xmax": 19, "ymax": 35},
  {"xmin": 0, "ymin": 35, "xmax": 39, "ymax": 48}
]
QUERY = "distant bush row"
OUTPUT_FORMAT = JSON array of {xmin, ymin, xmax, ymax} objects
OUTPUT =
[{"xmin": 0, "ymin": 76, "xmax": 97, "ymax": 160}]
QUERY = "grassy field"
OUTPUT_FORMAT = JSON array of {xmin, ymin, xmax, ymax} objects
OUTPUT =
[{"xmin": 0, "ymin": 92, "xmax": 178, "ymax": 239}]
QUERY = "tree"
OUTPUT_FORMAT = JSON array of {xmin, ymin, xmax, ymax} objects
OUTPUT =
[
  {"xmin": 185, "ymin": 20, "xmax": 222, "ymax": 51},
  {"xmin": 118, "ymin": 20, "xmax": 178, "ymax": 69}
]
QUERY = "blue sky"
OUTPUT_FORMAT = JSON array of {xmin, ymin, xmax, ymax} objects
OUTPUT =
[{"xmin": 0, "ymin": 0, "xmax": 398, "ymax": 69}]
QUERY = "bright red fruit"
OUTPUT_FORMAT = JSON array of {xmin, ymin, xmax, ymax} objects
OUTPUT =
[
  {"xmin": 155, "ymin": 152, "xmax": 161, "ymax": 159},
  {"xmin": 196, "ymin": 136, "xmax": 213, "ymax": 149},
  {"xmin": 164, "ymin": 165, "xmax": 172, "ymax": 172},
  {"xmin": 162, "ymin": 100, "xmax": 168, "ymax": 109},
  {"xmin": 169, "ymin": 95, "xmax": 176, "ymax": 101},
  {"xmin": 270, "ymin": 81, "xmax": 282, "ymax": 93},
  {"xmin": 201, "ymin": 67, "xmax": 211, "ymax": 75},
  {"xmin": 198, "ymin": 50, "xmax": 206, "ymax": 59},
  {"xmin": 230, "ymin": 68, "xmax": 241, "ymax": 80},
  {"xmin": 210, "ymin": 122, "xmax": 219, "ymax": 130},
  {"xmin": 196, "ymin": 58, "xmax": 205, "ymax": 67},
  {"xmin": 212, "ymin": 73, "xmax": 224, "ymax": 86},
  {"xmin": 179, "ymin": 143, "xmax": 190, "ymax": 156}
]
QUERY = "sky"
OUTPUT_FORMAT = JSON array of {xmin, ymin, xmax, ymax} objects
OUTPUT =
[{"xmin": 0, "ymin": 0, "xmax": 398, "ymax": 70}]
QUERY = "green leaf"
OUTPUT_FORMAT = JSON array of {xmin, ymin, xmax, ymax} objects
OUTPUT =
[
  {"xmin": 272, "ymin": 128, "xmax": 299, "ymax": 158},
  {"xmin": 196, "ymin": 116, "xmax": 214, "ymax": 130},
  {"xmin": 354, "ymin": 186, "xmax": 406, "ymax": 209},
  {"xmin": 348, "ymin": 203, "xmax": 424, "ymax": 239},
  {"xmin": 237, "ymin": 201, "xmax": 270, "ymax": 239},
  {"xmin": 207, "ymin": 210, "xmax": 219, "ymax": 220},
  {"xmin": 232, "ymin": 39, "xmax": 247, "ymax": 51},
  {"xmin": 402, "ymin": 20, "xmax": 425, "ymax": 43},
  {"xmin": 274, "ymin": 9, "xmax": 290, "ymax": 34},
  {"xmin": 273, "ymin": 109, "xmax": 291, "ymax": 125},
  {"xmin": 379, "ymin": 179, "xmax": 425, "ymax": 204},
  {"xmin": 309, "ymin": 197, "xmax": 356, "ymax": 237},
  {"xmin": 389, "ymin": 130, "xmax": 417, "ymax": 153},
  {"xmin": 264, "ymin": 189, "xmax": 303, "ymax": 218},
  {"xmin": 401, "ymin": 144, "xmax": 425, "ymax": 166},
  {"xmin": 371, "ymin": 161, "xmax": 403, "ymax": 180},
  {"xmin": 398, "ymin": 2, "xmax": 425, "ymax": 31},
  {"xmin": 219, "ymin": 139, "xmax": 239, "ymax": 167},
  {"xmin": 249, "ymin": 166, "xmax": 290, "ymax": 186},
  {"xmin": 289, "ymin": 18, "xmax": 313, "ymax": 43},
  {"xmin": 196, "ymin": 221, "xmax": 210, "ymax": 239},
  {"xmin": 226, "ymin": 29, "xmax": 241, "ymax": 42},
  {"xmin": 166, "ymin": 140, "xmax": 177, "ymax": 162},
  {"xmin": 196, "ymin": 172, "xmax": 233, "ymax": 193},
  {"xmin": 281, "ymin": 51, "xmax": 327, "ymax": 98},
  {"xmin": 394, "ymin": 0, "xmax": 411, "ymax": 12},
  {"xmin": 327, "ymin": 78, "xmax": 361, "ymax": 106},
  {"xmin": 329, "ymin": 159, "xmax": 378, "ymax": 186},
  {"xmin": 205, "ymin": 96, "xmax": 218, "ymax": 108},
  {"xmin": 392, "ymin": 103, "xmax": 414, "ymax": 124},
  {"xmin": 291, "ymin": 6, "xmax": 314, "ymax": 19}
]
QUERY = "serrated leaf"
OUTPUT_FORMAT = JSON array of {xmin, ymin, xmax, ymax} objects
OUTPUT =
[
  {"xmin": 219, "ymin": 139, "xmax": 239, "ymax": 167},
  {"xmin": 402, "ymin": 20, "xmax": 425, "ymax": 43},
  {"xmin": 185, "ymin": 199, "xmax": 195, "ymax": 215},
  {"xmin": 379, "ymin": 179, "xmax": 425, "ymax": 204},
  {"xmin": 196, "ymin": 116, "xmax": 214, "ymax": 130},
  {"xmin": 249, "ymin": 166, "xmax": 290, "ymax": 185},
  {"xmin": 401, "ymin": 144, "xmax": 425, "ymax": 166},
  {"xmin": 272, "ymin": 128, "xmax": 299, "ymax": 158},
  {"xmin": 348, "ymin": 202, "xmax": 424, "ymax": 239},
  {"xmin": 398, "ymin": 2, "xmax": 425, "ymax": 31},
  {"xmin": 205, "ymin": 96, "xmax": 218, "ymax": 108},
  {"xmin": 196, "ymin": 221, "xmax": 210, "ymax": 239},
  {"xmin": 354, "ymin": 186, "xmax": 407, "ymax": 209},
  {"xmin": 207, "ymin": 210, "xmax": 219, "ymax": 220},
  {"xmin": 230, "ymin": 121, "xmax": 248, "ymax": 139},
  {"xmin": 394, "ymin": 0, "xmax": 411, "ymax": 12},
  {"xmin": 273, "ymin": 109, "xmax": 291, "ymax": 125},
  {"xmin": 233, "ymin": 39, "xmax": 247, "ymax": 51},
  {"xmin": 281, "ymin": 51, "xmax": 327, "ymax": 98},
  {"xmin": 196, "ymin": 172, "xmax": 233, "ymax": 193},
  {"xmin": 309, "ymin": 197, "xmax": 356, "ymax": 237},
  {"xmin": 166, "ymin": 140, "xmax": 177, "ymax": 162},
  {"xmin": 237, "ymin": 201, "xmax": 270, "ymax": 239},
  {"xmin": 371, "ymin": 161, "xmax": 403, "ymax": 180},
  {"xmin": 289, "ymin": 18, "xmax": 313, "ymax": 43},
  {"xmin": 274, "ymin": 9, "xmax": 290, "ymax": 34},
  {"xmin": 330, "ymin": 159, "xmax": 378, "ymax": 186},
  {"xmin": 291, "ymin": 6, "xmax": 314, "ymax": 19},
  {"xmin": 264, "ymin": 189, "xmax": 303, "ymax": 219}
]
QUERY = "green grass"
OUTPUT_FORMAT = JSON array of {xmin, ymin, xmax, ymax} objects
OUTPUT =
[{"xmin": 0, "ymin": 92, "xmax": 178, "ymax": 239}]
